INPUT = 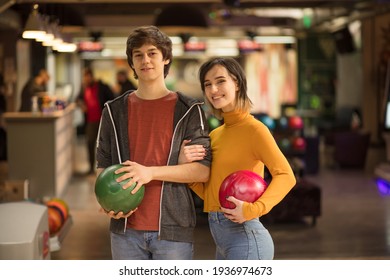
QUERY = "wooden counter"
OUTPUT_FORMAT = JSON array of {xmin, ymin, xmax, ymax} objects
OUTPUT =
[{"xmin": 4, "ymin": 104, "xmax": 75, "ymax": 200}]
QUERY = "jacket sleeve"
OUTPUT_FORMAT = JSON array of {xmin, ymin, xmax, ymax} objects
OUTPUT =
[
  {"xmin": 96, "ymin": 106, "xmax": 113, "ymax": 169},
  {"xmin": 184, "ymin": 104, "xmax": 212, "ymax": 168}
]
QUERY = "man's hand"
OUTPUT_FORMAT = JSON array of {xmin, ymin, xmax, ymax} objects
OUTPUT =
[
  {"xmin": 115, "ymin": 161, "xmax": 152, "ymax": 194},
  {"xmin": 99, "ymin": 207, "xmax": 138, "ymax": 219}
]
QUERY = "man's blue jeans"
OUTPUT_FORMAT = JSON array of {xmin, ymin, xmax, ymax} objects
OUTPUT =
[
  {"xmin": 110, "ymin": 228, "xmax": 193, "ymax": 260},
  {"xmin": 208, "ymin": 212, "xmax": 274, "ymax": 260}
]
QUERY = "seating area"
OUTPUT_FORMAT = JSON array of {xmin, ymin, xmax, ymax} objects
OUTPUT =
[
  {"xmin": 261, "ymin": 179, "xmax": 322, "ymax": 226},
  {"xmin": 333, "ymin": 131, "xmax": 371, "ymax": 168}
]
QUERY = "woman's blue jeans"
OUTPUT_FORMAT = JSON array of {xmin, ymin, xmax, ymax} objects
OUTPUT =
[
  {"xmin": 208, "ymin": 212, "xmax": 274, "ymax": 260},
  {"xmin": 110, "ymin": 228, "xmax": 193, "ymax": 260}
]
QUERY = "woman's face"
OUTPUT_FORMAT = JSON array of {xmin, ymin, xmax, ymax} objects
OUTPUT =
[{"xmin": 203, "ymin": 65, "xmax": 238, "ymax": 113}]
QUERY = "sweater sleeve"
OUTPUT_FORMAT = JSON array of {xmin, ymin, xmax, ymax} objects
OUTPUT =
[
  {"xmin": 242, "ymin": 124, "xmax": 296, "ymax": 220},
  {"xmin": 188, "ymin": 182, "xmax": 205, "ymax": 200}
]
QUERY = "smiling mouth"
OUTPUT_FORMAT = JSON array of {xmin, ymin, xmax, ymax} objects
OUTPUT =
[{"xmin": 212, "ymin": 95, "xmax": 224, "ymax": 100}]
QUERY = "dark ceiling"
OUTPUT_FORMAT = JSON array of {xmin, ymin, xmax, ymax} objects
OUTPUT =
[{"xmin": 1, "ymin": 0, "xmax": 389, "ymax": 42}]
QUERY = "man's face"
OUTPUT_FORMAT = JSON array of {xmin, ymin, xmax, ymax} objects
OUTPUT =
[{"xmin": 131, "ymin": 44, "xmax": 169, "ymax": 82}]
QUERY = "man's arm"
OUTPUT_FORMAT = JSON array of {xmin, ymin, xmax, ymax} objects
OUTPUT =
[
  {"xmin": 114, "ymin": 160, "xmax": 209, "ymax": 194},
  {"xmin": 150, "ymin": 162, "xmax": 209, "ymax": 183}
]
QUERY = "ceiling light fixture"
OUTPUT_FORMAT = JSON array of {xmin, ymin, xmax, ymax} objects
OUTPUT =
[
  {"xmin": 22, "ymin": 4, "xmax": 46, "ymax": 40},
  {"xmin": 22, "ymin": 5, "xmax": 77, "ymax": 53},
  {"xmin": 36, "ymin": 15, "xmax": 54, "ymax": 43}
]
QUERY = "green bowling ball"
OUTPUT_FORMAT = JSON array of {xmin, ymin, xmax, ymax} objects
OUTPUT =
[{"xmin": 95, "ymin": 164, "xmax": 145, "ymax": 214}]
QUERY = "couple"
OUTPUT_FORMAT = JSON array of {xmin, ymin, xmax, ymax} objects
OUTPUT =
[{"xmin": 95, "ymin": 25, "xmax": 296, "ymax": 260}]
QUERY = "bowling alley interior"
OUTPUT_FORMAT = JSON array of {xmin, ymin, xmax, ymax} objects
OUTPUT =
[{"xmin": 1, "ymin": 0, "xmax": 390, "ymax": 260}]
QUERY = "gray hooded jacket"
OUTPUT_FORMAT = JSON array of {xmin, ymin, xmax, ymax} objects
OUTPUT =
[{"xmin": 96, "ymin": 91, "xmax": 211, "ymax": 243}]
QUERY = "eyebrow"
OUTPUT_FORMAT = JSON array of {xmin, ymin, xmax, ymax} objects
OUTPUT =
[
  {"xmin": 204, "ymin": 75, "xmax": 226, "ymax": 82},
  {"xmin": 133, "ymin": 47, "xmax": 158, "ymax": 54}
]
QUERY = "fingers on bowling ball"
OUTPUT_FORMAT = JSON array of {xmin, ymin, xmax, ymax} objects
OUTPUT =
[
  {"xmin": 131, "ymin": 183, "xmax": 144, "ymax": 194},
  {"xmin": 219, "ymin": 170, "xmax": 268, "ymax": 209},
  {"xmin": 95, "ymin": 164, "xmax": 145, "ymax": 214},
  {"xmin": 222, "ymin": 196, "xmax": 237, "ymax": 209},
  {"xmin": 109, "ymin": 208, "xmax": 135, "ymax": 219}
]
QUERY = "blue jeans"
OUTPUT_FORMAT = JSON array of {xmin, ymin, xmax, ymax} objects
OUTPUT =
[
  {"xmin": 110, "ymin": 228, "xmax": 193, "ymax": 260},
  {"xmin": 208, "ymin": 212, "xmax": 274, "ymax": 260}
]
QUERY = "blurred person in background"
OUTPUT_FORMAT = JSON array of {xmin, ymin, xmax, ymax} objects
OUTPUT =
[
  {"xmin": 77, "ymin": 67, "xmax": 114, "ymax": 174},
  {"xmin": 114, "ymin": 69, "xmax": 137, "ymax": 96},
  {"xmin": 19, "ymin": 69, "xmax": 50, "ymax": 112}
]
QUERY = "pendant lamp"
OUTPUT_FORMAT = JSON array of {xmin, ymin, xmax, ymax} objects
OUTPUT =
[{"xmin": 22, "ymin": 4, "xmax": 46, "ymax": 40}]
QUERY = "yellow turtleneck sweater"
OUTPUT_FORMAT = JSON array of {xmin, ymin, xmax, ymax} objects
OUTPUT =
[{"xmin": 190, "ymin": 110, "xmax": 296, "ymax": 221}]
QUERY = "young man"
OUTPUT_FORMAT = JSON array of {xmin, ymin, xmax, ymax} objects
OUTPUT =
[{"xmin": 96, "ymin": 25, "xmax": 211, "ymax": 260}]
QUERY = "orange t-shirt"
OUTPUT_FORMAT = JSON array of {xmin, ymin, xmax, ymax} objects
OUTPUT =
[{"xmin": 126, "ymin": 92, "xmax": 177, "ymax": 231}]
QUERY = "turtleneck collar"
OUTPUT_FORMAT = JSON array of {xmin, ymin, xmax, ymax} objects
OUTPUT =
[{"xmin": 222, "ymin": 110, "xmax": 250, "ymax": 127}]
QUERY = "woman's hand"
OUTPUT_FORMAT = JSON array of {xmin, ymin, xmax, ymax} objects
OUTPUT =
[
  {"xmin": 220, "ymin": 196, "xmax": 247, "ymax": 224},
  {"xmin": 178, "ymin": 139, "xmax": 206, "ymax": 164}
]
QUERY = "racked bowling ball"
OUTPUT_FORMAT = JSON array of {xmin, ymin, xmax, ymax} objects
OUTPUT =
[
  {"xmin": 288, "ymin": 115, "xmax": 304, "ymax": 130},
  {"xmin": 292, "ymin": 136, "xmax": 306, "ymax": 151},
  {"xmin": 208, "ymin": 116, "xmax": 221, "ymax": 131},
  {"xmin": 95, "ymin": 164, "xmax": 145, "ymax": 214},
  {"xmin": 46, "ymin": 198, "xmax": 69, "ymax": 221},
  {"xmin": 219, "ymin": 170, "xmax": 268, "ymax": 209},
  {"xmin": 47, "ymin": 206, "xmax": 63, "ymax": 235},
  {"xmin": 258, "ymin": 115, "xmax": 276, "ymax": 131}
]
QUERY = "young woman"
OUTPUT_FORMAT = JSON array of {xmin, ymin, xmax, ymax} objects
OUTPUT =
[{"xmin": 180, "ymin": 57, "xmax": 296, "ymax": 260}]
